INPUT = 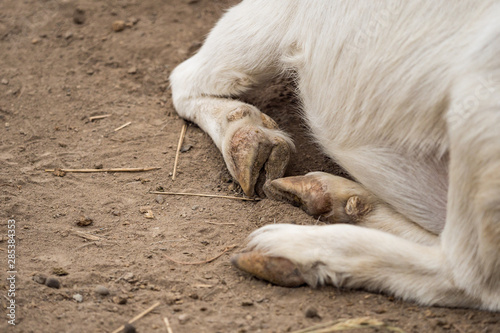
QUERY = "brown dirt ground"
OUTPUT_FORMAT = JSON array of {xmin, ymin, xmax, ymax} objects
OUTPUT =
[{"xmin": 1, "ymin": 1, "xmax": 499, "ymax": 332}]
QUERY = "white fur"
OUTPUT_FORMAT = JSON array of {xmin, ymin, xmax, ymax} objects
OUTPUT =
[{"xmin": 170, "ymin": 0, "xmax": 500, "ymax": 310}]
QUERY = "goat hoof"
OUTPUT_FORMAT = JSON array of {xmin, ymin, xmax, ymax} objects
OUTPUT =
[
  {"xmin": 266, "ymin": 172, "xmax": 374, "ymax": 224},
  {"xmin": 266, "ymin": 174, "xmax": 334, "ymax": 216},
  {"xmin": 231, "ymin": 251, "xmax": 305, "ymax": 287},
  {"xmin": 229, "ymin": 126, "xmax": 291, "ymax": 197}
]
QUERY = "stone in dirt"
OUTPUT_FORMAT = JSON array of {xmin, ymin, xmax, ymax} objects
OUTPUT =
[
  {"xmin": 180, "ymin": 144, "xmax": 193, "ymax": 153},
  {"xmin": 52, "ymin": 267, "xmax": 69, "ymax": 276},
  {"xmin": 241, "ymin": 300, "xmax": 254, "ymax": 306},
  {"xmin": 73, "ymin": 294, "xmax": 83, "ymax": 303},
  {"xmin": 305, "ymin": 307, "xmax": 321, "ymax": 319},
  {"xmin": 139, "ymin": 206, "xmax": 155, "ymax": 219},
  {"xmin": 32, "ymin": 274, "xmax": 47, "ymax": 285},
  {"xmin": 113, "ymin": 296, "xmax": 127, "ymax": 304},
  {"xmin": 45, "ymin": 277, "xmax": 61, "ymax": 289},
  {"xmin": 155, "ymin": 195, "xmax": 165, "ymax": 204},
  {"xmin": 178, "ymin": 314, "xmax": 190, "ymax": 324},
  {"xmin": 95, "ymin": 285, "xmax": 110, "ymax": 296},
  {"xmin": 77, "ymin": 216, "xmax": 93, "ymax": 227},
  {"xmin": 122, "ymin": 323, "xmax": 136, "ymax": 333},
  {"xmin": 73, "ymin": 8, "xmax": 86, "ymax": 24},
  {"xmin": 112, "ymin": 20, "xmax": 126, "ymax": 32}
]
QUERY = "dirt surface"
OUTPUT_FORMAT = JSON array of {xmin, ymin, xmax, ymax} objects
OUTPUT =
[{"xmin": 1, "ymin": 1, "xmax": 499, "ymax": 332}]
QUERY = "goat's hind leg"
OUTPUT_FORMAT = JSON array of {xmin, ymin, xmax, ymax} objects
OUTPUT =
[
  {"xmin": 170, "ymin": 2, "xmax": 294, "ymax": 197},
  {"xmin": 442, "ymin": 66, "xmax": 500, "ymax": 310},
  {"xmin": 266, "ymin": 172, "xmax": 439, "ymax": 245}
]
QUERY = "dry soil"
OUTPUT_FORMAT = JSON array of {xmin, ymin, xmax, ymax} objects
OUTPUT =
[{"xmin": 1, "ymin": 1, "xmax": 499, "ymax": 332}]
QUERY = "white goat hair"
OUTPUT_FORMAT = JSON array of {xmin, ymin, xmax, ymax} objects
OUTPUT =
[{"xmin": 170, "ymin": 0, "xmax": 500, "ymax": 310}]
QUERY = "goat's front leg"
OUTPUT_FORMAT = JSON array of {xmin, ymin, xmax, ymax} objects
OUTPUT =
[
  {"xmin": 232, "ymin": 223, "xmax": 481, "ymax": 308},
  {"xmin": 170, "ymin": 2, "xmax": 294, "ymax": 197},
  {"xmin": 170, "ymin": 94, "xmax": 293, "ymax": 197}
]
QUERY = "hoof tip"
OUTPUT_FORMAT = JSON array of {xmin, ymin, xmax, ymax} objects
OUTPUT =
[{"xmin": 231, "ymin": 251, "xmax": 305, "ymax": 288}]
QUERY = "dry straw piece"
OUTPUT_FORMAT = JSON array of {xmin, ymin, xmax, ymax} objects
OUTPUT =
[
  {"xmin": 89, "ymin": 114, "xmax": 111, "ymax": 121},
  {"xmin": 163, "ymin": 317, "xmax": 174, "ymax": 333},
  {"xmin": 111, "ymin": 301, "xmax": 161, "ymax": 333},
  {"xmin": 149, "ymin": 191, "xmax": 260, "ymax": 202},
  {"xmin": 45, "ymin": 167, "xmax": 161, "ymax": 173},
  {"xmin": 113, "ymin": 121, "xmax": 132, "ymax": 132},
  {"xmin": 204, "ymin": 221, "xmax": 236, "ymax": 226},
  {"xmin": 291, "ymin": 316, "xmax": 405, "ymax": 333},
  {"xmin": 172, "ymin": 121, "xmax": 188, "ymax": 180},
  {"xmin": 72, "ymin": 230, "xmax": 102, "ymax": 241},
  {"xmin": 164, "ymin": 245, "xmax": 237, "ymax": 265}
]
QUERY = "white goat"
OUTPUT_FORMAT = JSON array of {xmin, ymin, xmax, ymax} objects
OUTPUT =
[{"xmin": 170, "ymin": 0, "xmax": 500, "ymax": 310}]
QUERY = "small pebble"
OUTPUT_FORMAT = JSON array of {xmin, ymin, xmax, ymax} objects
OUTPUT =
[
  {"xmin": 73, "ymin": 8, "xmax": 86, "ymax": 24},
  {"xmin": 112, "ymin": 20, "xmax": 126, "ymax": 32},
  {"xmin": 122, "ymin": 323, "xmax": 136, "ymax": 333},
  {"xmin": 1, "ymin": 79, "xmax": 8, "ymax": 85},
  {"xmin": 180, "ymin": 144, "xmax": 193, "ymax": 153},
  {"xmin": 45, "ymin": 277, "xmax": 61, "ymax": 289},
  {"xmin": 77, "ymin": 216, "xmax": 93, "ymax": 227},
  {"xmin": 113, "ymin": 296, "xmax": 128, "ymax": 305},
  {"xmin": 52, "ymin": 267, "xmax": 69, "ymax": 276},
  {"xmin": 127, "ymin": 67, "xmax": 137, "ymax": 74},
  {"xmin": 178, "ymin": 313, "xmax": 190, "ymax": 324},
  {"xmin": 31, "ymin": 38, "xmax": 40, "ymax": 44},
  {"xmin": 64, "ymin": 31, "xmax": 73, "ymax": 39},
  {"xmin": 73, "ymin": 294, "xmax": 83, "ymax": 303},
  {"xmin": 95, "ymin": 285, "xmax": 110, "ymax": 296},
  {"xmin": 241, "ymin": 300, "xmax": 254, "ymax": 306},
  {"xmin": 155, "ymin": 195, "xmax": 165, "ymax": 204},
  {"xmin": 32, "ymin": 274, "xmax": 47, "ymax": 285},
  {"xmin": 192, "ymin": 205, "xmax": 199, "ymax": 211},
  {"xmin": 305, "ymin": 307, "xmax": 321, "ymax": 319}
]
